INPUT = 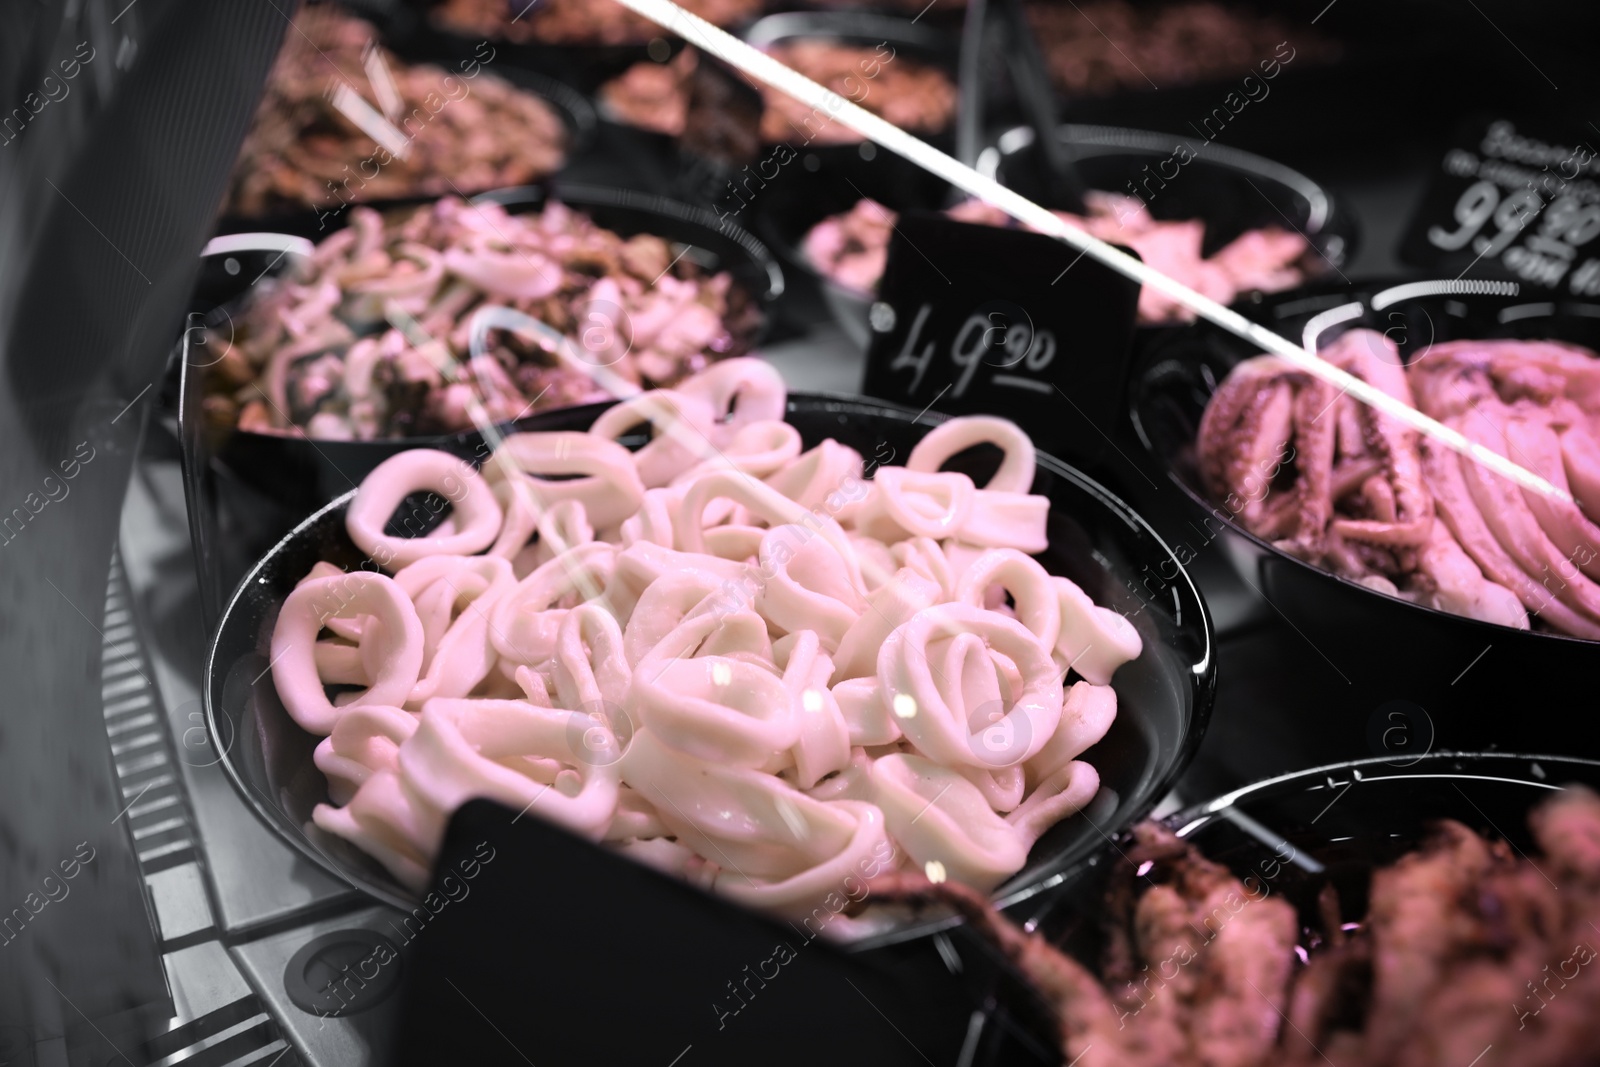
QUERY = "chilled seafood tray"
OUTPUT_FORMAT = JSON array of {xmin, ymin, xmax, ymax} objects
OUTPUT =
[{"xmin": 9, "ymin": 2, "xmax": 1600, "ymax": 1066}]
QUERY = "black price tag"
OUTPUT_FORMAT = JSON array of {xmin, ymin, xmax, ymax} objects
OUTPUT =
[
  {"xmin": 861, "ymin": 212, "xmax": 1141, "ymax": 468},
  {"xmin": 390, "ymin": 800, "xmax": 973, "ymax": 1066},
  {"xmin": 1399, "ymin": 117, "xmax": 1600, "ymax": 294}
]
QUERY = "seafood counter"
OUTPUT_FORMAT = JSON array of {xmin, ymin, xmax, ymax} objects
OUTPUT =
[{"xmin": 117, "ymin": 4, "xmax": 1600, "ymax": 1065}]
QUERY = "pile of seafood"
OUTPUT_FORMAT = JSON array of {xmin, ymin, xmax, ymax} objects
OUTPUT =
[
  {"xmin": 873, "ymin": 786, "xmax": 1600, "ymax": 1067},
  {"xmin": 202, "ymin": 197, "xmax": 755, "ymax": 440},
  {"xmin": 225, "ymin": 8, "xmax": 566, "ymax": 218},
  {"xmin": 599, "ymin": 41, "xmax": 956, "ymax": 143},
  {"xmin": 271, "ymin": 361, "xmax": 1142, "ymax": 931},
  {"xmin": 1027, "ymin": 1, "xmax": 1337, "ymax": 96},
  {"xmin": 758, "ymin": 41, "xmax": 956, "ymax": 144},
  {"xmin": 599, "ymin": 48, "xmax": 698, "ymax": 136},
  {"xmin": 598, "ymin": 46, "xmax": 767, "ymax": 159},
  {"xmin": 1197, "ymin": 330, "xmax": 1600, "ymax": 636},
  {"xmin": 430, "ymin": 0, "xmax": 762, "ymax": 45},
  {"xmin": 803, "ymin": 194, "xmax": 1309, "ymax": 324}
]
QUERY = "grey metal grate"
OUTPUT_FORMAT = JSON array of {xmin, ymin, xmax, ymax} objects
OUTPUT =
[
  {"xmin": 104, "ymin": 550, "xmax": 199, "ymax": 873},
  {"xmin": 100, "ymin": 549, "xmax": 303, "ymax": 1067}
]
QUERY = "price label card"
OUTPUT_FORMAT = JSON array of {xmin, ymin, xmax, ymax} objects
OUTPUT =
[
  {"xmin": 1399, "ymin": 117, "xmax": 1600, "ymax": 293},
  {"xmin": 390, "ymin": 800, "xmax": 974, "ymax": 1066},
  {"xmin": 861, "ymin": 212, "xmax": 1142, "ymax": 468}
]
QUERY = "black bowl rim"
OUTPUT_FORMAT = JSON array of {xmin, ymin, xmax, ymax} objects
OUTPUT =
[
  {"xmin": 478, "ymin": 181, "xmax": 786, "ymax": 302},
  {"xmin": 1018, "ymin": 748, "xmax": 1600, "ymax": 932},
  {"xmin": 774, "ymin": 122, "xmax": 1350, "ymax": 311},
  {"xmin": 1167, "ymin": 749, "xmax": 1600, "ymax": 838},
  {"xmin": 980, "ymin": 123, "xmax": 1341, "ymax": 237},
  {"xmin": 203, "ymin": 389, "xmax": 1216, "ymax": 935},
  {"xmin": 1127, "ymin": 278, "xmax": 1600, "ymax": 649},
  {"xmin": 491, "ymin": 64, "xmax": 600, "ymax": 146},
  {"xmin": 209, "ymin": 181, "xmax": 785, "ymax": 298}
]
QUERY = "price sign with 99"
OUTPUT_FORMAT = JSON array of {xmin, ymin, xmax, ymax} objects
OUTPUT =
[
  {"xmin": 862, "ymin": 213, "xmax": 1140, "ymax": 467},
  {"xmin": 1402, "ymin": 117, "xmax": 1600, "ymax": 293}
]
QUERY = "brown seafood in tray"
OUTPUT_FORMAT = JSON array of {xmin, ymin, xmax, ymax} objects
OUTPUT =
[
  {"xmin": 225, "ymin": 7, "xmax": 567, "ymax": 218},
  {"xmin": 1026, "ymin": 0, "xmax": 1338, "ymax": 98},
  {"xmin": 1196, "ymin": 329, "xmax": 1600, "ymax": 637},
  {"xmin": 599, "ymin": 41, "xmax": 956, "ymax": 144},
  {"xmin": 757, "ymin": 40, "xmax": 956, "ymax": 145},
  {"xmin": 599, "ymin": 48, "xmax": 697, "ymax": 137},
  {"xmin": 872, "ymin": 787, "xmax": 1600, "ymax": 1067},
  {"xmin": 430, "ymin": 0, "xmax": 762, "ymax": 46}
]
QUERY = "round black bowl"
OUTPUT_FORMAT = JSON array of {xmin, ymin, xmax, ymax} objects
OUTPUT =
[
  {"xmin": 973, "ymin": 750, "xmax": 1600, "ymax": 1064},
  {"xmin": 983, "ymin": 124, "xmax": 1354, "ymax": 269},
  {"xmin": 205, "ymin": 392, "xmax": 1215, "ymax": 925},
  {"xmin": 767, "ymin": 122, "xmax": 1356, "ymax": 350},
  {"xmin": 1128, "ymin": 278, "xmax": 1600, "ymax": 753},
  {"xmin": 182, "ymin": 182, "xmax": 785, "ymax": 514}
]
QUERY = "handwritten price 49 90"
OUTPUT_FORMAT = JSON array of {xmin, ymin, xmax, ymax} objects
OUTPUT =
[{"xmin": 892, "ymin": 303, "xmax": 1058, "ymax": 398}]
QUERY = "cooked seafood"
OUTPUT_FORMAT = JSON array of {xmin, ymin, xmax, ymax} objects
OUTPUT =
[
  {"xmin": 225, "ymin": 8, "xmax": 566, "ymax": 218},
  {"xmin": 757, "ymin": 41, "xmax": 956, "ymax": 145},
  {"xmin": 599, "ymin": 41, "xmax": 956, "ymax": 144},
  {"xmin": 202, "ymin": 197, "xmax": 755, "ymax": 440},
  {"xmin": 803, "ymin": 194, "xmax": 1310, "ymax": 324},
  {"xmin": 1197, "ymin": 330, "xmax": 1600, "ymax": 636},
  {"xmin": 1026, "ymin": 1, "xmax": 1337, "ymax": 97},
  {"xmin": 271, "ymin": 362, "xmax": 1144, "ymax": 931},
  {"xmin": 600, "ymin": 49, "xmax": 697, "ymax": 136},
  {"xmin": 872, "ymin": 787, "xmax": 1600, "ymax": 1067}
]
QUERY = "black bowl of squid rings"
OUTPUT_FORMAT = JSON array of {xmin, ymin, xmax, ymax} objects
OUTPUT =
[
  {"xmin": 203, "ymin": 384, "xmax": 1214, "ymax": 936},
  {"xmin": 963, "ymin": 750, "xmax": 1600, "ymax": 1066},
  {"xmin": 1128, "ymin": 277, "xmax": 1600, "ymax": 754}
]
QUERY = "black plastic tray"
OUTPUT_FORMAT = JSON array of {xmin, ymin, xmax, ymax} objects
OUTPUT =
[
  {"xmin": 1128, "ymin": 277, "xmax": 1600, "ymax": 752},
  {"xmin": 972, "ymin": 750, "xmax": 1600, "ymax": 1062}
]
